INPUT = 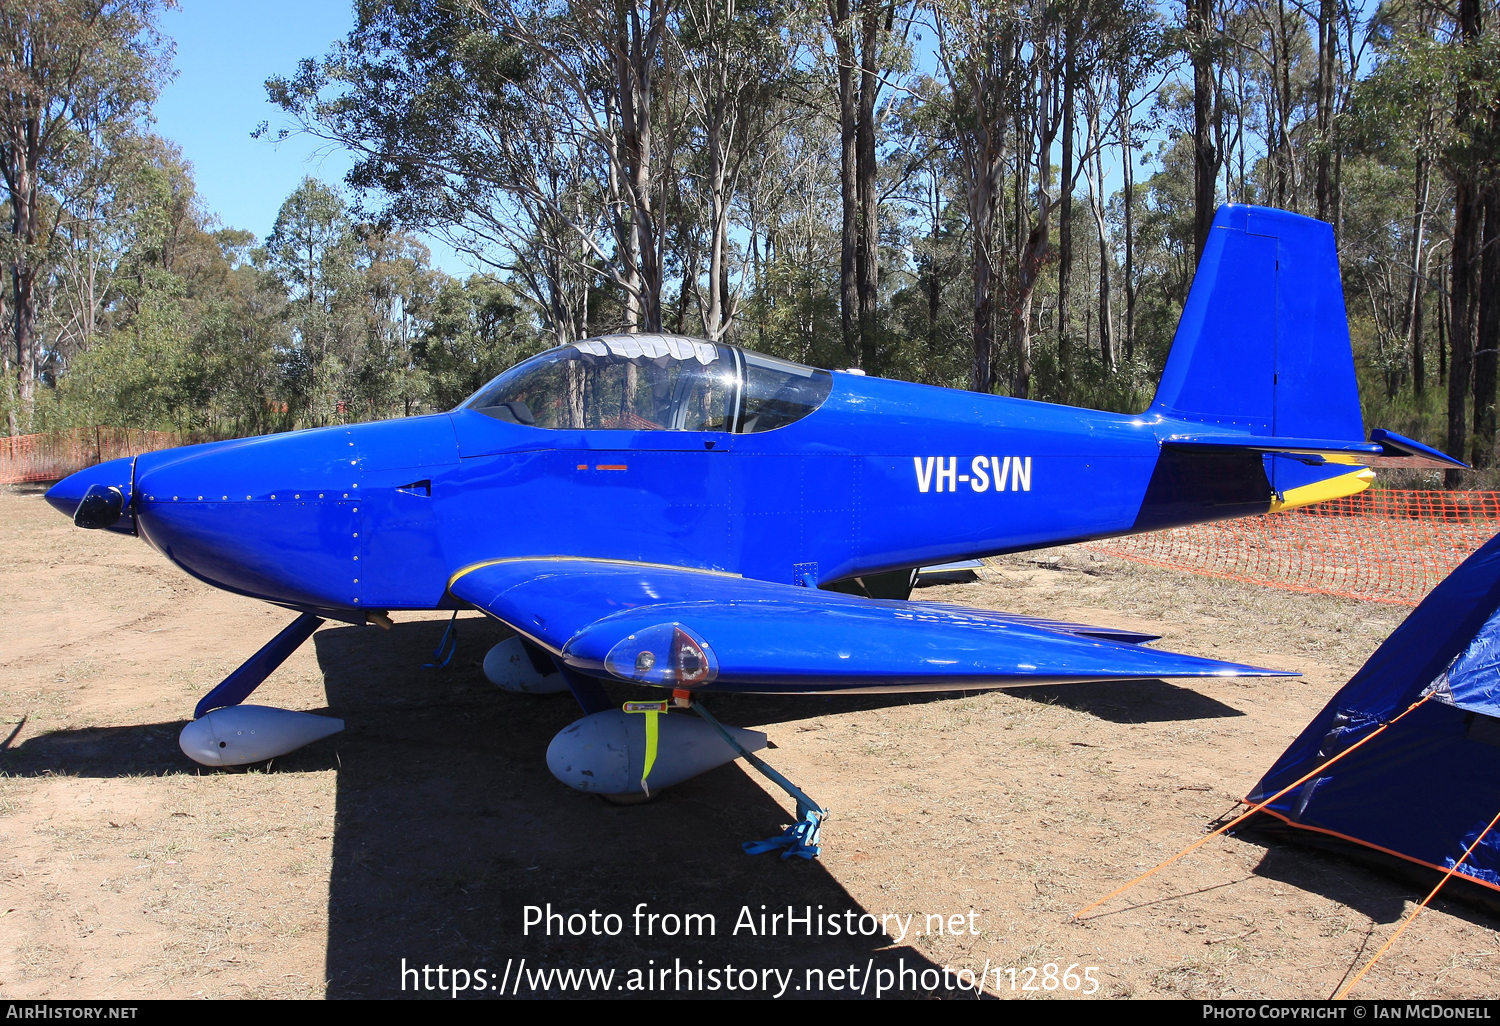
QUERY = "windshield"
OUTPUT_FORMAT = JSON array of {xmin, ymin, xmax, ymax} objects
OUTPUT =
[
  {"xmin": 461, "ymin": 334, "xmax": 832, "ymax": 434},
  {"xmin": 738, "ymin": 350, "xmax": 833, "ymax": 433}
]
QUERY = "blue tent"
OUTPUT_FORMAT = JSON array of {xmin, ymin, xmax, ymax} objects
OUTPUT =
[{"xmin": 1247, "ymin": 529, "xmax": 1500, "ymax": 906}]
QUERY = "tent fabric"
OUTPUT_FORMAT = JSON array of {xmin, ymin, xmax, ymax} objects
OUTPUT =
[{"xmin": 1247, "ymin": 529, "xmax": 1500, "ymax": 894}]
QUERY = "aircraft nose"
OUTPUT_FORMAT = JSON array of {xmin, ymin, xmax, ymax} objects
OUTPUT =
[
  {"xmin": 121, "ymin": 416, "xmax": 456, "ymax": 609},
  {"xmin": 130, "ymin": 428, "xmax": 366, "ymax": 607},
  {"xmin": 45, "ymin": 456, "xmax": 136, "ymax": 531}
]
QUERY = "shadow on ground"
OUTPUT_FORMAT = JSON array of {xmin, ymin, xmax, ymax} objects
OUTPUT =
[
  {"xmin": 0, "ymin": 614, "xmax": 1306, "ymax": 998},
  {"xmin": 313, "ymin": 618, "xmax": 977, "ymax": 998},
  {"xmin": 2, "ymin": 718, "xmax": 197, "ymax": 776},
  {"xmin": 1236, "ymin": 827, "xmax": 1500, "ymax": 927},
  {"xmin": 1, "ymin": 616, "xmax": 989, "ymax": 998},
  {"xmin": 1001, "ymin": 678, "xmax": 1244, "ymax": 722},
  {"xmin": 2, "ymin": 617, "xmax": 975, "ymax": 997}
]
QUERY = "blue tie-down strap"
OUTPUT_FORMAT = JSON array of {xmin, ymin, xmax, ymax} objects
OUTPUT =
[
  {"xmin": 688, "ymin": 699, "xmax": 829, "ymax": 859},
  {"xmin": 423, "ymin": 612, "xmax": 459, "ymax": 670},
  {"xmin": 744, "ymin": 805, "xmax": 825, "ymax": 860}
]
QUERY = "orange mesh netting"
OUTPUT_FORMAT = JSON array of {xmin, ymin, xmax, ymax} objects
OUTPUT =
[
  {"xmin": 1082, "ymin": 490, "xmax": 1500, "ymax": 607},
  {"xmin": 0, "ymin": 427, "xmax": 190, "ymax": 486}
]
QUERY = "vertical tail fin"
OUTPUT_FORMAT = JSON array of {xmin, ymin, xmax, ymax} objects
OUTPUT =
[{"xmin": 1150, "ymin": 205, "xmax": 1364, "ymax": 443}]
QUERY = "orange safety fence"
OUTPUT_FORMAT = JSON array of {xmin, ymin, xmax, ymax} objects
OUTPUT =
[
  {"xmin": 0, "ymin": 427, "xmax": 196, "ymax": 486},
  {"xmin": 1082, "ymin": 490, "xmax": 1500, "ymax": 606}
]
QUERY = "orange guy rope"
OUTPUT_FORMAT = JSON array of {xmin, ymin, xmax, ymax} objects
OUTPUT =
[
  {"xmin": 1334, "ymin": 803, "xmax": 1500, "ymax": 1000},
  {"xmin": 1073, "ymin": 694, "xmax": 1434, "ymax": 920}
]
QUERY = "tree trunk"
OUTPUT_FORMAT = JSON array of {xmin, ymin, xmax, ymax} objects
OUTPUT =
[
  {"xmin": 1314, "ymin": 0, "xmax": 1336, "ymax": 221},
  {"xmin": 1013, "ymin": 26, "xmax": 1057, "ymax": 400},
  {"xmin": 830, "ymin": 0, "xmax": 858, "ymax": 366},
  {"xmin": 9, "ymin": 126, "xmax": 37, "ymax": 432},
  {"xmin": 1087, "ymin": 127, "xmax": 1113, "ymax": 373},
  {"xmin": 855, "ymin": 0, "xmax": 890, "ymax": 372},
  {"xmin": 1406, "ymin": 156, "xmax": 1430, "ymax": 397},
  {"xmin": 1448, "ymin": 180, "xmax": 1480, "ymax": 478},
  {"xmin": 1056, "ymin": 23, "xmax": 1076, "ymax": 393},
  {"xmin": 704, "ymin": 108, "xmax": 731, "ymax": 340},
  {"xmin": 1439, "ymin": 279, "xmax": 1448, "ymax": 386},
  {"xmin": 1447, "ymin": 0, "xmax": 1483, "ymax": 484},
  {"xmin": 1475, "ymin": 187, "xmax": 1500, "ymax": 468},
  {"xmin": 0, "ymin": 283, "xmax": 11, "ymax": 435},
  {"xmin": 1274, "ymin": 0, "xmax": 1294, "ymax": 208},
  {"xmin": 1190, "ymin": 0, "xmax": 1219, "ymax": 263},
  {"xmin": 12, "ymin": 266, "xmax": 32, "ymax": 432},
  {"xmin": 614, "ymin": 0, "xmax": 665, "ymax": 334},
  {"xmin": 1121, "ymin": 78, "xmax": 1136, "ymax": 361},
  {"xmin": 971, "ymin": 138, "xmax": 1003, "ymax": 394}
]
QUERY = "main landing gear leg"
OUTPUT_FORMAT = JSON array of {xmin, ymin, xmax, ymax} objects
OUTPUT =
[
  {"xmin": 179, "ymin": 612, "xmax": 344, "ymax": 767},
  {"xmin": 549, "ymin": 656, "xmax": 612, "ymax": 715}
]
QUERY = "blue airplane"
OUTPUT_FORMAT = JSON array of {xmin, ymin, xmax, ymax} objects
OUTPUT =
[{"xmin": 43, "ymin": 205, "xmax": 1460, "ymax": 851}]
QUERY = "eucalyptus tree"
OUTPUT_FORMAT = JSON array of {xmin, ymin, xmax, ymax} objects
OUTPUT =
[
  {"xmin": 264, "ymin": 0, "xmax": 610, "ymax": 345},
  {"xmin": 1052, "ymin": 0, "xmax": 1161, "ymax": 389},
  {"xmin": 1185, "ymin": 0, "xmax": 1230, "ymax": 260},
  {"xmin": 0, "ymin": 0, "xmax": 172, "ymax": 433},
  {"xmin": 1443, "ymin": 0, "xmax": 1497, "ymax": 474},
  {"xmin": 1345, "ymin": 0, "xmax": 1449, "ymax": 400},
  {"xmin": 1008, "ymin": 0, "xmax": 1066, "ymax": 399},
  {"xmin": 1356, "ymin": 0, "xmax": 1500, "ymax": 472},
  {"xmin": 825, "ymin": 0, "xmax": 913, "ymax": 368},
  {"xmin": 670, "ymin": 0, "xmax": 803, "ymax": 340},
  {"xmin": 266, "ymin": 177, "xmax": 367, "ymax": 423},
  {"xmin": 931, "ymin": 0, "xmax": 1020, "ymax": 393},
  {"xmin": 485, "ymin": 0, "xmax": 677, "ymax": 332}
]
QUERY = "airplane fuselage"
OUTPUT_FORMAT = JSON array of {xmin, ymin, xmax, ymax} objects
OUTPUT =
[{"xmin": 92, "ymin": 370, "xmax": 1283, "ymax": 620}]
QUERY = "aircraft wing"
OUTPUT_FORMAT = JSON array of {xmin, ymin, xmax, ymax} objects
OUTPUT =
[{"xmin": 447, "ymin": 558, "xmax": 1290, "ymax": 695}]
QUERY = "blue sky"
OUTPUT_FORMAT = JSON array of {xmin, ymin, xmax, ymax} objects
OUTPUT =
[{"xmin": 152, "ymin": 0, "xmax": 471, "ymax": 275}]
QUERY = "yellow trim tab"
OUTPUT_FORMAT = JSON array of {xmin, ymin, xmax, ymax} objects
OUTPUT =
[{"xmin": 1269, "ymin": 468, "xmax": 1376, "ymax": 513}]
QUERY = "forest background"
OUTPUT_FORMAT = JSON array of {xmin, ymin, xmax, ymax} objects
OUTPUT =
[{"xmin": 2, "ymin": 0, "xmax": 1497, "ymax": 483}]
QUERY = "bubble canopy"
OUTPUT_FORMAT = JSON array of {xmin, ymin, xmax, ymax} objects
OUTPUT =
[{"xmin": 459, "ymin": 333, "xmax": 834, "ymax": 434}]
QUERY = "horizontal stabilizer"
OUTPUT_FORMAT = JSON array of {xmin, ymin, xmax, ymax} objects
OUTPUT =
[
  {"xmin": 1163, "ymin": 434, "xmax": 1380, "ymax": 460},
  {"xmin": 448, "ymin": 558, "xmax": 1289, "ymax": 695},
  {"xmin": 1369, "ymin": 429, "xmax": 1468, "ymax": 470},
  {"xmin": 1163, "ymin": 430, "xmax": 1465, "ymax": 471}
]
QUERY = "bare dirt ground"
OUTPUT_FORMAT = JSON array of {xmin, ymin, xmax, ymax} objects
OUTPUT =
[{"xmin": 1, "ymin": 482, "xmax": 1497, "ymax": 1001}]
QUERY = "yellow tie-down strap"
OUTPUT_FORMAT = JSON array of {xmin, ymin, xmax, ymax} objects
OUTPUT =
[{"xmin": 623, "ymin": 700, "xmax": 672, "ymax": 795}]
